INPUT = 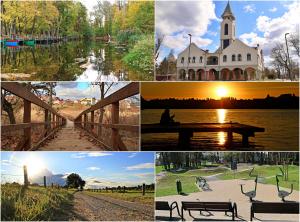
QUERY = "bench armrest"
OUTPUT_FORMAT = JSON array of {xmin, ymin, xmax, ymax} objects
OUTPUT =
[{"xmin": 170, "ymin": 201, "xmax": 181, "ymax": 217}]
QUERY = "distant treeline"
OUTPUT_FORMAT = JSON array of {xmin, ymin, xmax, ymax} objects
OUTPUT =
[
  {"xmin": 87, "ymin": 183, "xmax": 155, "ymax": 192},
  {"xmin": 142, "ymin": 94, "xmax": 299, "ymax": 109}
]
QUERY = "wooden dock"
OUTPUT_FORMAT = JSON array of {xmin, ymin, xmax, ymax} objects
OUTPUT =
[{"xmin": 141, "ymin": 122, "xmax": 265, "ymax": 148}]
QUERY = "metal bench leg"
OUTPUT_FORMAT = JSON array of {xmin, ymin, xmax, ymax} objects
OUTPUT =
[
  {"xmin": 181, "ymin": 207, "xmax": 184, "ymax": 221},
  {"xmin": 170, "ymin": 209, "xmax": 172, "ymax": 219}
]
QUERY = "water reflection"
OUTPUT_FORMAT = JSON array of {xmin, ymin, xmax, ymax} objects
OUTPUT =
[
  {"xmin": 217, "ymin": 109, "xmax": 227, "ymax": 123},
  {"xmin": 1, "ymin": 41, "xmax": 150, "ymax": 81},
  {"xmin": 217, "ymin": 109, "xmax": 227, "ymax": 145}
]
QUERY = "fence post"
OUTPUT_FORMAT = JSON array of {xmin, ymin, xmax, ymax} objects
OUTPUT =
[
  {"xmin": 52, "ymin": 113, "xmax": 55, "ymax": 129},
  {"xmin": 112, "ymin": 101, "xmax": 119, "ymax": 149},
  {"xmin": 44, "ymin": 109, "xmax": 49, "ymax": 131},
  {"xmin": 84, "ymin": 114, "xmax": 87, "ymax": 129},
  {"xmin": 142, "ymin": 183, "xmax": 145, "ymax": 196},
  {"xmin": 91, "ymin": 111, "xmax": 94, "ymax": 131},
  {"xmin": 23, "ymin": 165, "xmax": 29, "ymax": 187},
  {"xmin": 23, "ymin": 99, "xmax": 31, "ymax": 150},
  {"xmin": 44, "ymin": 176, "xmax": 46, "ymax": 187}
]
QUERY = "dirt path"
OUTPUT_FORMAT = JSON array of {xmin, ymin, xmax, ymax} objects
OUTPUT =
[
  {"xmin": 38, "ymin": 120, "xmax": 104, "ymax": 151},
  {"xmin": 70, "ymin": 192, "xmax": 153, "ymax": 221}
]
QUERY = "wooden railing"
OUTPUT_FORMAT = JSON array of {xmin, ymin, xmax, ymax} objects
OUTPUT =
[
  {"xmin": 74, "ymin": 82, "xmax": 139, "ymax": 151},
  {"xmin": 1, "ymin": 82, "xmax": 66, "ymax": 150}
]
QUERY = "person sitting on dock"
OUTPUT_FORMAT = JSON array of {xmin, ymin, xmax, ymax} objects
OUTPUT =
[{"xmin": 160, "ymin": 109, "xmax": 176, "ymax": 125}]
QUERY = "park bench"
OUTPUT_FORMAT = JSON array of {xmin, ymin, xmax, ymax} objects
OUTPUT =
[
  {"xmin": 250, "ymin": 202, "xmax": 300, "ymax": 221},
  {"xmin": 156, "ymin": 201, "xmax": 181, "ymax": 219},
  {"xmin": 181, "ymin": 201, "xmax": 237, "ymax": 221}
]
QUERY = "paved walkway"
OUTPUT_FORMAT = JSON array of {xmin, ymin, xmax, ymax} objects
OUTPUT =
[
  {"xmin": 38, "ymin": 120, "xmax": 104, "ymax": 151},
  {"xmin": 156, "ymin": 179, "xmax": 299, "ymax": 221}
]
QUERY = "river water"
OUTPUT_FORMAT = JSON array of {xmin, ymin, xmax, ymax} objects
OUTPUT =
[
  {"xmin": 1, "ymin": 41, "xmax": 153, "ymax": 81},
  {"xmin": 141, "ymin": 109, "xmax": 299, "ymax": 151}
]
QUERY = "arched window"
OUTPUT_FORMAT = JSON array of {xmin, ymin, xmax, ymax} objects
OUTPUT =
[
  {"xmin": 192, "ymin": 56, "xmax": 196, "ymax": 63},
  {"xmin": 223, "ymin": 55, "xmax": 227, "ymax": 62},
  {"xmin": 181, "ymin": 57, "xmax": 184, "ymax": 63},
  {"xmin": 238, "ymin": 54, "xmax": 242, "ymax": 61},
  {"xmin": 200, "ymin": 56, "xmax": 203, "ymax": 63},
  {"xmin": 232, "ymin": 54, "xmax": 236, "ymax": 61},
  {"xmin": 224, "ymin": 23, "xmax": 228, "ymax": 35},
  {"xmin": 188, "ymin": 57, "xmax": 191, "ymax": 63},
  {"xmin": 247, "ymin": 53, "xmax": 251, "ymax": 61}
]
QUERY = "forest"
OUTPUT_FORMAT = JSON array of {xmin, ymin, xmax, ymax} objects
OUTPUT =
[
  {"xmin": 157, "ymin": 152, "xmax": 299, "ymax": 171},
  {"xmin": 1, "ymin": 0, "xmax": 154, "ymax": 75}
]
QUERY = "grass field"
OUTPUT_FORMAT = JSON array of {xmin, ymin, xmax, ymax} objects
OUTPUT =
[
  {"xmin": 84, "ymin": 191, "xmax": 154, "ymax": 205},
  {"xmin": 156, "ymin": 165, "xmax": 299, "ymax": 197},
  {"xmin": 1, "ymin": 184, "xmax": 73, "ymax": 221}
]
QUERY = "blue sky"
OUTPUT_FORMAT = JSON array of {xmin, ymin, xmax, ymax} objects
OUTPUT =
[
  {"xmin": 1, "ymin": 152, "xmax": 155, "ymax": 188},
  {"xmin": 156, "ymin": 0, "xmax": 300, "ymax": 66},
  {"xmin": 53, "ymin": 82, "xmax": 127, "ymax": 100}
]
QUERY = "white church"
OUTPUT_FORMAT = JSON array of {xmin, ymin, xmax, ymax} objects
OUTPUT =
[{"xmin": 176, "ymin": 1, "xmax": 264, "ymax": 81}]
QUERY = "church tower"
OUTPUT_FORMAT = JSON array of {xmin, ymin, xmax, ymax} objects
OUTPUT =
[{"xmin": 220, "ymin": 1, "xmax": 236, "ymax": 49}]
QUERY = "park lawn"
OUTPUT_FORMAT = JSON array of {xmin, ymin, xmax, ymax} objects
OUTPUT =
[
  {"xmin": 1, "ymin": 184, "xmax": 73, "ymax": 221},
  {"xmin": 156, "ymin": 165, "xmax": 165, "ymax": 174},
  {"xmin": 218, "ymin": 165, "xmax": 299, "ymax": 190},
  {"xmin": 156, "ymin": 167, "xmax": 229, "ymax": 197},
  {"xmin": 84, "ymin": 191, "xmax": 154, "ymax": 205}
]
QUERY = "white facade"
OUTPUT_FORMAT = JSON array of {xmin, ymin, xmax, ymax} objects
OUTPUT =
[{"xmin": 176, "ymin": 2, "xmax": 264, "ymax": 81}]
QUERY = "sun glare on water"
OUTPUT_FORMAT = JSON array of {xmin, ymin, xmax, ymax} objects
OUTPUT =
[{"xmin": 22, "ymin": 155, "xmax": 46, "ymax": 177}]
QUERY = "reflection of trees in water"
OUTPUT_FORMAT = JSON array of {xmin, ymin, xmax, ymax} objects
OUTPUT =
[
  {"xmin": 1, "ymin": 42, "xmax": 90, "ymax": 80},
  {"xmin": 1, "ymin": 41, "xmax": 146, "ymax": 81}
]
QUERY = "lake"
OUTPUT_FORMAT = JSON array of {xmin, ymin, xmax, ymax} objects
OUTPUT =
[
  {"xmin": 141, "ymin": 109, "xmax": 299, "ymax": 151},
  {"xmin": 1, "ymin": 41, "xmax": 153, "ymax": 81}
]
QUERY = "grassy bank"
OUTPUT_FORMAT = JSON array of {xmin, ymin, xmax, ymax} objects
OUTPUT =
[
  {"xmin": 1, "ymin": 184, "xmax": 74, "ymax": 221},
  {"xmin": 156, "ymin": 165, "xmax": 299, "ymax": 197},
  {"xmin": 219, "ymin": 165, "xmax": 299, "ymax": 190},
  {"xmin": 84, "ymin": 191, "xmax": 154, "ymax": 205}
]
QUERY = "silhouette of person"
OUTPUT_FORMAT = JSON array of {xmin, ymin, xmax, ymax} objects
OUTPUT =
[{"xmin": 160, "ymin": 109, "xmax": 175, "ymax": 125}]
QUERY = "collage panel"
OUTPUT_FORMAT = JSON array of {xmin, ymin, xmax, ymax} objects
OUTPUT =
[
  {"xmin": 141, "ymin": 82, "xmax": 299, "ymax": 151},
  {"xmin": 155, "ymin": 0, "xmax": 299, "ymax": 82},
  {"xmin": 1, "ymin": 82, "xmax": 140, "ymax": 151},
  {"xmin": 155, "ymin": 152, "xmax": 299, "ymax": 221},
  {"xmin": 1, "ymin": 151, "xmax": 155, "ymax": 221},
  {"xmin": 1, "ymin": 0, "xmax": 154, "ymax": 81}
]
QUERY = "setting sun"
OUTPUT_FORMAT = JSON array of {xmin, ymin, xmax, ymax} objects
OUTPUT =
[
  {"xmin": 22, "ymin": 155, "xmax": 46, "ymax": 177},
  {"xmin": 216, "ymin": 87, "xmax": 228, "ymax": 98}
]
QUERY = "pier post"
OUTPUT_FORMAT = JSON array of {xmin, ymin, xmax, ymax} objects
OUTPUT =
[
  {"xmin": 242, "ymin": 134, "xmax": 249, "ymax": 146},
  {"xmin": 227, "ymin": 131, "xmax": 233, "ymax": 145},
  {"xmin": 178, "ymin": 130, "xmax": 193, "ymax": 149}
]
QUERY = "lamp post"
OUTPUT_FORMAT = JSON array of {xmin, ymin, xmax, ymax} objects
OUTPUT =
[
  {"xmin": 284, "ymin": 33, "xmax": 291, "ymax": 80},
  {"xmin": 186, "ymin": 33, "xmax": 192, "ymax": 80}
]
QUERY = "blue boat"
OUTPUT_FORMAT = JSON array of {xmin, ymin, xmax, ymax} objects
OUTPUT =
[{"xmin": 6, "ymin": 40, "xmax": 19, "ymax": 46}]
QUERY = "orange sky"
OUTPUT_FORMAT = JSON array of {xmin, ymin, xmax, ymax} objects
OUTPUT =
[{"xmin": 141, "ymin": 82, "xmax": 299, "ymax": 100}]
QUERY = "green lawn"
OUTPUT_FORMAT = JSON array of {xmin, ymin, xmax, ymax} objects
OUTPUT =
[
  {"xmin": 156, "ymin": 165, "xmax": 165, "ymax": 174},
  {"xmin": 156, "ymin": 167, "xmax": 229, "ymax": 197},
  {"xmin": 157, "ymin": 165, "xmax": 299, "ymax": 197}
]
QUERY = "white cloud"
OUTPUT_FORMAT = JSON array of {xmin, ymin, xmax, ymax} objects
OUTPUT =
[
  {"xmin": 1, "ymin": 160, "xmax": 11, "ymax": 166},
  {"xmin": 239, "ymin": 1, "xmax": 300, "ymax": 66},
  {"xmin": 87, "ymin": 167, "xmax": 101, "ymax": 171},
  {"xmin": 269, "ymin": 7, "xmax": 277, "ymax": 12},
  {"xmin": 134, "ymin": 173, "xmax": 154, "ymax": 178},
  {"xmin": 71, "ymin": 152, "xmax": 113, "ymax": 158},
  {"xmin": 243, "ymin": 4, "xmax": 256, "ymax": 13},
  {"xmin": 128, "ymin": 153, "xmax": 137, "ymax": 158},
  {"xmin": 126, "ymin": 163, "xmax": 154, "ymax": 171},
  {"xmin": 156, "ymin": 0, "xmax": 218, "ymax": 36}
]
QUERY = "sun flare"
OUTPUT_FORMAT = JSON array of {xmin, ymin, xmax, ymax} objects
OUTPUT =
[
  {"xmin": 22, "ymin": 155, "xmax": 46, "ymax": 177},
  {"xmin": 216, "ymin": 87, "xmax": 228, "ymax": 98}
]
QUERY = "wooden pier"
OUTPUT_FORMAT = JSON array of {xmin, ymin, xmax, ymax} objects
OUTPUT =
[{"xmin": 141, "ymin": 122, "xmax": 265, "ymax": 148}]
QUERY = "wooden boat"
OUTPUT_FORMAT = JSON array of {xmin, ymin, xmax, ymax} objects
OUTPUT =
[
  {"xmin": 5, "ymin": 39, "xmax": 19, "ymax": 46},
  {"xmin": 24, "ymin": 39, "xmax": 36, "ymax": 46}
]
